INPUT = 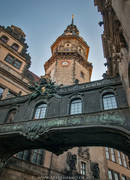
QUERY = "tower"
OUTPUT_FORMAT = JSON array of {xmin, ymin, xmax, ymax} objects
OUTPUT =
[{"xmin": 44, "ymin": 16, "xmax": 92, "ymax": 86}]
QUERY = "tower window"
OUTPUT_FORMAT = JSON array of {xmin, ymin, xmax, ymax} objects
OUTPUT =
[
  {"xmin": 4, "ymin": 54, "xmax": 22, "ymax": 69},
  {"xmin": 34, "ymin": 103, "xmax": 47, "ymax": 119},
  {"xmin": 103, "ymin": 93, "xmax": 117, "ymax": 110},
  {"xmin": 0, "ymin": 35, "xmax": 9, "ymax": 43},
  {"xmin": 11, "ymin": 43, "xmax": 19, "ymax": 51},
  {"xmin": 70, "ymin": 99, "xmax": 82, "ymax": 115}
]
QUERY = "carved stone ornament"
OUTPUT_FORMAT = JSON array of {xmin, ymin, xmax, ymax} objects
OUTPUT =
[
  {"xmin": 21, "ymin": 123, "xmax": 48, "ymax": 141},
  {"xmin": 28, "ymin": 77, "xmax": 61, "ymax": 102},
  {"xmin": 91, "ymin": 162, "xmax": 100, "ymax": 179},
  {"xmin": 78, "ymin": 147, "xmax": 90, "ymax": 160},
  {"xmin": 66, "ymin": 152, "xmax": 77, "ymax": 172}
]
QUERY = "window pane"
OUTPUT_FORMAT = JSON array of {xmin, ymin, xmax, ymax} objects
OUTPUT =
[
  {"xmin": 108, "ymin": 170, "xmax": 112, "ymax": 180},
  {"xmin": 5, "ymin": 55, "xmax": 14, "ymax": 64},
  {"xmin": 122, "ymin": 176, "xmax": 127, "ymax": 180},
  {"xmin": 105, "ymin": 147, "xmax": 110, "ymax": 159},
  {"xmin": 122, "ymin": 153, "xmax": 127, "ymax": 168},
  {"xmin": 81, "ymin": 161, "xmax": 86, "ymax": 175},
  {"xmin": 12, "ymin": 43, "xmax": 19, "ymax": 51},
  {"xmin": 70, "ymin": 99, "xmax": 82, "ymax": 115},
  {"xmin": 34, "ymin": 104, "xmax": 47, "ymax": 119},
  {"xmin": 117, "ymin": 151, "xmax": 122, "ymax": 165},
  {"xmin": 23, "ymin": 150, "xmax": 30, "ymax": 161},
  {"xmin": 1, "ymin": 35, "xmax": 8, "ymax": 43},
  {"xmin": 13, "ymin": 59, "xmax": 22, "ymax": 69},
  {"xmin": 113, "ymin": 172, "xmax": 119, "ymax": 180},
  {"xmin": 31, "ymin": 149, "xmax": 44, "ymax": 165},
  {"xmin": 4, "ymin": 54, "xmax": 22, "ymax": 69},
  {"xmin": 111, "ymin": 148, "xmax": 116, "ymax": 162},
  {"xmin": 103, "ymin": 94, "xmax": 117, "ymax": 110}
]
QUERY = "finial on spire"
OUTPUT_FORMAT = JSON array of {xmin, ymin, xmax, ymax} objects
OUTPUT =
[{"xmin": 72, "ymin": 14, "xmax": 74, "ymax": 25}]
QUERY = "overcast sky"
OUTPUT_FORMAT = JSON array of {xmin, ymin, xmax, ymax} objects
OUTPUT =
[{"xmin": 0, "ymin": 0, "xmax": 106, "ymax": 81}]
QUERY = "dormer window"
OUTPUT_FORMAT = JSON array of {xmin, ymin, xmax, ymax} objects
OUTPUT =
[
  {"xmin": 11, "ymin": 43, "xmax": 19, "ymax": 51},
  {"xmin": 0, "ymin": 35, "xmax": 9, "ymax": 43}
]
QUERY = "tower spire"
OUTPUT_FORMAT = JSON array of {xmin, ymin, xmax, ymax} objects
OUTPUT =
[{"xmin": 72, "ymin": 14, "xmax": 74, "ymax": 25}]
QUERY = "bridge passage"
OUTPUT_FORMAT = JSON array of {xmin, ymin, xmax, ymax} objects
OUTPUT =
[
  {"xmin": 0, "ymin": 77, "xmax": 129, "ymax": 168},
  {"xmin": 0, "ymin": 107, "xmax": 129, "ymax": 159}
]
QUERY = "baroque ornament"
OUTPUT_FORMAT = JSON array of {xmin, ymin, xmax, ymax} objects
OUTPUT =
[{"xmin": 29, "ymin": 77, "xmax": 61, "ymax": 101}]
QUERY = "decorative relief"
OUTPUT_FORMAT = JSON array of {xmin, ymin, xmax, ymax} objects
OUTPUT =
[
  {"xmin": 20, "ymin": 122, "xmax": 49, "ymax": 141},
  {"xmin": 66, "ymin": 152, "xmax": 77, "ymax": 171},
  {"xmin": 78, "ymin": 147, "xmax": 90, "ymax": 160},
  {"xmin": 28, "ymin": 77, "xmax": 61, "ymax": 102}
]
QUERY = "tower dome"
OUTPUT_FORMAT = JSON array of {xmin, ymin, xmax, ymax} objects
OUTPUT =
[{"xmin": 44, "ymin": 17, "xmax": 93, "ymax": 86}]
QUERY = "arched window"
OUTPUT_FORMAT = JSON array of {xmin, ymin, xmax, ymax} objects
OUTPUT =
[
  {"xmin": 103, "ymin": 93, "xmax": 117, "ymax": 110},
  {"xmin": 31, "ymin": 149, "xmax": 44, "ymax": 165},
  {"xmin": 0, "ymin": 35, "xmax": 8, "ymax": 43},
  {"xmin": 6, "ymin": 109, "xmax": 17, "ymax": 123},
  {"xmin": 70, "ymin": 99, "xmax": 82, "ymax": 115},
  {"xmin": 34, "ymin": 103, "xmax": 47, "ymax": 119},
  {"xmin": 11, "ymin": 43, "xmax": 19, "ymax": 51}
]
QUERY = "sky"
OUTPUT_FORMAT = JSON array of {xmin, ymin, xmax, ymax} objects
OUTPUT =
[{"xmin": 0, "ymin": 0, "xmax": 106, "ymax": 81}]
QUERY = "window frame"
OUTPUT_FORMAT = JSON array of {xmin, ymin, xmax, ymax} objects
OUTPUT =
[
  {"xmin": 80, "ymin": 161, "xmax": 87, "ymax": 176},
  {"xmin": 108, "ymin": 169, "xmax": 120, "ymax": 180},
  {"xmin": 4, "ymin": 54, "xmax": 22, "ymax": 69},
  {"xmin": 31, "ymin": 149, "xmax": 44, "ymax": 166},
  {"xmin": 70, "ymin": 98, "xmax": 82, "ymax": 115},
  {"xmin": 11, "ymin": 43, "xmax": 19, "ymax": 51},
  {"xmin": 17, "ymin": 150, "xmax": 31, "ymax": 161},
  {"xmin": 34, "ymin": 103, "xmax": 47, "ymax": 119},
  {"xmin": 111, "ymin": 148, "xmax": 116, "ymax": 162},
  {"xmin": 0, "ymin": 35, "xmax": 9, "ymax": 43},
  {"xmin": 102, "ymin": 93, "xmax": 117, "ymax": 110},
  {"xmin": 105, "ymin": 147, "xmax": 110, "ymax": 160}
]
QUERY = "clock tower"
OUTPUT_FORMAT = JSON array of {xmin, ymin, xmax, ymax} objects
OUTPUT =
[{"xmin": 44, "ymin": 16, "xmax": 92, "ymax": 86}]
